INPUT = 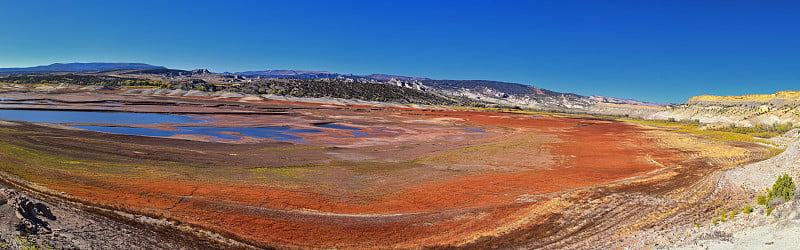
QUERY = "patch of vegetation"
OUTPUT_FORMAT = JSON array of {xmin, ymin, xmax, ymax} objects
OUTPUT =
[
  {"xmin": 263, "ymin": 168, "xmax": 315, "ymax": 179},
  {"xmin": 0, "ymin": 74, "xmax": 170, "ymax": 88},
  {"xmin": 711, "ymin": 208, "xmax": 739, "ymax": 226},
  {"xmin": 246, "ymin": 161, "xmax": 419, "ymax": 179},
  {"xmin": 742, "ymin": 206, "xmax": 754, "ymax": 214},
  {"xmin": 245, "ymin": 164, "xmax": 321, "ymax": 180},
  {"xmin": 246, "ymin": 164, "xmax": 318, "ymax": 171},
  {"xmin": 757, "ymin": 194, "xmax": 769, "ymax": 205},
  {"xmin": 0, "ymin": 141, "xmax": 138, "ymax": 182},
  {"xmin": 720, "ymin": 209, "xmax": 736, "ymax": 222},
  {"xmin": 0, "ymin": 132, "xmax": 209, "ymax": 187},
  {"xmin": 410, "ymin": 134, "xmax": 546, "ymax": 165},
  {"xmin": 455, "ymin": 105, "xmax": 522, "ymax": 112},
  {"xmin": 756, "ymin": 174, "xmax": 796, "ymax": 216},
  {"xmin": 260, "ymin": 146, "xmax": 329, "ymax": 152},
  {"xmin": 618, "ymin": 118, "xmax": 780, "ymax": 147},
  {"xmin": 770, "ymin": 174, "xmax": 796, "ymax": 201},
  {"xmin": 714, "ymin": 123, "xmax": 795, "ymax": 138},
  {"xmin": 176, "ymin": 78, "xmax": 470, "ymax": 106},
  {"xmin": 6, "ymin": 235, "xmax": 53, "ymax": 250},
  {"xmin": 718, "ymin": 210, "xmax": 728, "ymax": 222},
  {"xmin": 339, "ymin": 161, "xmax": 418, "ymax": 175}
]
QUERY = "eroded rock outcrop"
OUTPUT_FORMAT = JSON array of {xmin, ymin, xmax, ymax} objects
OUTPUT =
[
  {"xmin": 653, "ymin": 91, "xmax": 800, "ymax": 127},
  {"xmin": 1, "ymin": 189, "xmax": 56, "ymax": 234}
]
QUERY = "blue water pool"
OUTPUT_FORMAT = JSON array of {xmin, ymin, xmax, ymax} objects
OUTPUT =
[
  {"xmin": 71, "ymin": 126, "xmax": 324, "ymax": 141},
  {"xmin": 0, "ymin": 109, "xmax": 203, "ymax": 124}
]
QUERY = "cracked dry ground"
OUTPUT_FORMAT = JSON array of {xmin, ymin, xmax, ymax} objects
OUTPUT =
[{"xmin": 0, "ymin": 95, "xmax": 775, "ymax": 248}]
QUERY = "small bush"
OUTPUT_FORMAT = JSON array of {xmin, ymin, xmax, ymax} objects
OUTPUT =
[
  {"xmin": 757, "ymin": 194, "xmax": 768, "ymax": 205},
  {"xmin": 742, "ymin": 206, "xmax": 754, "ymax": 214},
  {"xmin": 772, "ymin": 174, "xmax": 795, "ymax": 202},
  {"xmin": 755, "ymin": 174, "xmax": 795, "ymax": 216}
]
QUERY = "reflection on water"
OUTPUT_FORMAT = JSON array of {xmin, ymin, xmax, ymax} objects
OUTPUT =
[
  {"xmin": 465, "ymin": 128, "xmax": 486, "ymax": 132},
  {"xmin": 0, "ymin": 109, "xmax": 203, "ymax": 124},
  {"xmin": 71, "ymin": 126, "xmax": 324, "ymax": 141}
]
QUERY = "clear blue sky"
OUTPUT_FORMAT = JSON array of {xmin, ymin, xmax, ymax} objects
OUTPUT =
[{"xmin": 1, "ymin": 0, "xmax": 798, "ymax": 103}]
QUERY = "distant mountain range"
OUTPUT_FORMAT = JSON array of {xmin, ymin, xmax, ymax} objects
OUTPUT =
[
  {"xmin": 236, "ymin": 70, "xmax": 431, "ymax": 81},
  {"xmin": 234, "ymin": 70, "xmax": 668, "ymax": 108},
  {"xmin": 0, "ymin": 63, "xmax": 165, "ymax": 74},
  {"xmin": 0, "ymin": 63, "xmax": 667, "ymax": 109}
]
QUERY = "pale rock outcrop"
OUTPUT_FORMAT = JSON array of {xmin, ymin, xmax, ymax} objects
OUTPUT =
[{"xmin": 654, "ymin": 91, "xmax": 800, "ymax": 127}]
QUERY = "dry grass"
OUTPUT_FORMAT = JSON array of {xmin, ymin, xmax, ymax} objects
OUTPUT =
[{"xmin": 619, "ymin": 119, "xmax": 776, "ymax": 145}]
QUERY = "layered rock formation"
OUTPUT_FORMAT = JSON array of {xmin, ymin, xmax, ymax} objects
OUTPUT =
[{"xmin": 653, "ymin": 91, "xmax": 800, "ymax": 127}]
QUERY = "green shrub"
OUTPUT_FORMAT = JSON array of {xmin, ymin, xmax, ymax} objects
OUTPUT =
[
  {"xmin": 757, "ymin": 194, "xmax": 769, "ymax": 205},
  {"xmin": 755, "ymin": 174, "xmax": 795, "ymax": 216},
  {"xmin": 771, "ymin": 174, "xmax": 795, "ymax": 202},
  {"xmin": 742, "ymin": 206, "xmax": 754, "ymax": 214}
]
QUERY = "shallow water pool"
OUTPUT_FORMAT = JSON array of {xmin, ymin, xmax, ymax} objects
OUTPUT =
[
  {"xmin": 0, "ymin": 109, "xmax": 203, "ymax": 124},
  {"xmin": 71, "ymin": 125, "xmax": 324, "ymax": 141}
]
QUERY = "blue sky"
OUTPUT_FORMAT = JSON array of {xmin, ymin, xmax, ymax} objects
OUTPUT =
[{"xmin": 1, "ymin": 0, "xmax": 798, "ymax": 103}]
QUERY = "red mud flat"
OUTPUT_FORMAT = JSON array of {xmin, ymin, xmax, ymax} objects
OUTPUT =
[{"xmin": 0, "ymin": 93, "xmax": 740, "ymax": 248}]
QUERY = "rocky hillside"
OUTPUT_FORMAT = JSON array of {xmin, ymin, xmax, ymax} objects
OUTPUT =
[
  {"xmin": 236, "ymin": 70, "xmax": 342, "ymax": 79},
  {"xmin": 236, "ymin": 69, "xmax": 663, "ymax": 111},
  {"xmin": 653, "ymin": 91, "xmax": 800, "ymax": 127},
  {"xmin": 413, "ymin": 79, "xmax": 591, "ymax": 110},
  {"xmin": 589, "ymin": 95, "xmax": 670, "ymax": 107},
  {"xmin": 184, "ymin": 71, "xmax": 656, "ymax": 111}
]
